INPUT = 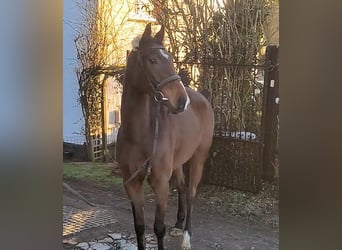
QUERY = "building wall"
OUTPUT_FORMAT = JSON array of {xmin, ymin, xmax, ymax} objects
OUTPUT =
[{"xmin": 99, "ymin": 0, "xmax": 159, "ymax": 67}]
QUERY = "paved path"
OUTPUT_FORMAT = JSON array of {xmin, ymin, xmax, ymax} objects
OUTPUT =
[{"xmin": 63, "ymin": 181, "xmax": 279, "ymax": 250}]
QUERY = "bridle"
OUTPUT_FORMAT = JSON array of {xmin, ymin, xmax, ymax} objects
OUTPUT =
[
  {"xmin": 153, "ymin": 74, "xmax": 181, "ymax": 103},
  {"xmin": 137, "ymin": 46, "xmax": 182, "ymax": 109}
]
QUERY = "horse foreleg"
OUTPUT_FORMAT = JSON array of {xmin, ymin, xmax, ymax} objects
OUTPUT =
[
  {"xmin": 170, "ymin": 167, "xmax": 186, "ymax": 237},
  {"xmin": 125, "ymin": 179, "xmax": 146, "ymax": 250},
  {"xmin": 150, "ymin": 176, "xmax": 169, "ymax": 250}
]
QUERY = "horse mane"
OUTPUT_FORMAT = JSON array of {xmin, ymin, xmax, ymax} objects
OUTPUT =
[
  {"xmin": 178, "ymin": 68, "xmax": 210, "ymax": 100},
  {"xmin": 123, "ymin": 50, "xmax": 137, "ymax": 85}
]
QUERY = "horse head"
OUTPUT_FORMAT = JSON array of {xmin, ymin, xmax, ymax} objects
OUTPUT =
[{"xmin": 136, "ymin": 23, "xmax": 190, "ymax": 114}]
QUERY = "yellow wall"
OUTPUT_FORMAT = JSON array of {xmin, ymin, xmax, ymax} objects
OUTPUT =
[
  {"xmin": 97, "ymin": 0, "xmax": 161, "ymax": 142},
  {"xmin": 98, "ymin": 0, "xmax": 160, "ymax": 67}
]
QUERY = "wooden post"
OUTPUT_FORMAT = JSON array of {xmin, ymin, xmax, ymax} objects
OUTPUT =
[
  {"xmin": 261, "ymin": 45, "xmax": 279, "ymax": 180},
  {"xmin": 101, "ymin": 74, "xmax": 108, "ymax": 162}
]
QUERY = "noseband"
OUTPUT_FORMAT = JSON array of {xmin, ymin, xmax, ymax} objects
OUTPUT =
[{"xmin": 153, "ymin": 74, "xmax": 181, "ymax": 103}]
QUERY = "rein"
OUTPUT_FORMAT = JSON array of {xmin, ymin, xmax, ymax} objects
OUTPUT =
[{"xmin": 123, "ymin": 100, "xmax": 163, "ymax": 186}]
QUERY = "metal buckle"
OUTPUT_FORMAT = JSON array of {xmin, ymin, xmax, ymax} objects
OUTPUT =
[{"xmin": 154, "ymin": 91, "xmax": 168, "ymax": 103}]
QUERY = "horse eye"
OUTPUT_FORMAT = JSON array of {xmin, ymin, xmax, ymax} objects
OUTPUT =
[{"xmin": 149, "ymin": 58, "xmax": 157, "ymax": 64}]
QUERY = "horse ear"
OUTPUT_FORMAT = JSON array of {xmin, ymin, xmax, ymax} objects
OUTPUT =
[
  {"xmin": 154, "ymin": 25, "xmax": 164, "ymax": 43},
  {"xmin": 142, "ymin": 23, "xmax": 152, "ymax": 39}
]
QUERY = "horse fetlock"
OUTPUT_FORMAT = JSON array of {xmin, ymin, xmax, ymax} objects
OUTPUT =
[
  {"xmin": 174, "ymin": 220, "xmax": 184, "ymax": 230},
  {"xmin": 135, "ymin": 224, "xmax": 146, "ymax": 249}
]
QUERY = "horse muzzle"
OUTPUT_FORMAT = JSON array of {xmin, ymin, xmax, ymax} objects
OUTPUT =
[
  {"xmin": 154, "ymin": 76, "xmax": 190, "ymax": 114},
  {"xmin": 164, "ymin": 93, "xmax": 190, "ymax": 114},
  {"xmin": 173, "ymin": 96, "xmax": 189, "ymax": 114}
]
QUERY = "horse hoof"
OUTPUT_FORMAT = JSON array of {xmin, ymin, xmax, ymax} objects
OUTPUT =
[
  {"xmin": 181, "ymin": 244, "xmax": 191, "ymax": 250},
  {"xmin": 181, "ymin": 231, "xmax": 191, "ymax": 249},
  {"xmin": 169, "ymin": 227, "xmax": 183, "ymax": 237}
]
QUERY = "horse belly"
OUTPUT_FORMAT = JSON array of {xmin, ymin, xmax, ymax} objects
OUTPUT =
[
  {"xmin": 172, "ymin": 100, "xmax": 214, "ymax": 166},
  {"xmin": 173, "ymin": 120, "xmax": 202, "ymax": 165}
]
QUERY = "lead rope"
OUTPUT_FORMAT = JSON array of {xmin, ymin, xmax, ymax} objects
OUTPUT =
[{"xmin": 123, "ymin": 102, "xmax": 161, "ymax": 186}]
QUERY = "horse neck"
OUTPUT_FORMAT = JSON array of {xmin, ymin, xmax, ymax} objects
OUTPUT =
[{"xmin": 120, "ymin": 83, "xmax": 155, "ymax": 140}]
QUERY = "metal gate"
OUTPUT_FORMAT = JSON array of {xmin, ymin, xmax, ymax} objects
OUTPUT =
[{"xmin": 175, "ymin": 46, "xmax": 279, "ymax": 192}]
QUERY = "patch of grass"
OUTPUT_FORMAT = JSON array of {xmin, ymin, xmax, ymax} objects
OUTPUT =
[
  {"xmin": 63, "ymin": 163, "xmax": 153, "ymax": 193},
  {"xmin": 198, "ymin": 181, "xmax": 279, "ymax": 227},
  {"xmin": 63, "ymin": 163, "xmax": 122, "ymax": 187}
]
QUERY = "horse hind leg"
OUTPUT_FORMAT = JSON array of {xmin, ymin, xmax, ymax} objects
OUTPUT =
[
  {"xmin": 182, "ymin": 149, "xmax": 209, "ymax": 249},
  {"xmin": 124, "ymin": 179, "xmax": 146, "ymax": 250},
  {"xmin": 169, "ymin": 166, "xmax": 186, "ymax": 237}
]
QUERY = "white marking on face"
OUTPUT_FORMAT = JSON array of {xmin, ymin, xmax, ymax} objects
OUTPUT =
[
  {"xmin": 182, "ymin": 231, "xmax": 191, "ymax": 249},
  {"xmin": 159, "ymin": 49, "xmax": 169, "ymax": 59},
  {"xmin": 179, "ymin": 81, "xmax": 191, "ymax": 110}
]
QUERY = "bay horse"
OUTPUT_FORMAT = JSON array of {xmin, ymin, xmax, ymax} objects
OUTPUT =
[{"xmin": 116, "ymin": 23, "xmax": 214, "ymax": 250}]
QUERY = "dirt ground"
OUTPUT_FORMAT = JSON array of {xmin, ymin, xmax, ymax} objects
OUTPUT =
[{"xmin": 63, "ymin": 178, "xmax": 279, "ymax": 250}]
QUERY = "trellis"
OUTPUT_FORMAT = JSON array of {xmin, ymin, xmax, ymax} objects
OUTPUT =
[
  {"xmin": 77, "ymin": 66, "xmax": 124, "ymax": 162},
  {"xmin": 74, "ymin": 0, "xmax": 129, "ymax": 162}
]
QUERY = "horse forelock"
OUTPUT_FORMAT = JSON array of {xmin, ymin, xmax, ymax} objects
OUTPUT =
[{"xmin": 131, "ymin": 36, "xmax": 141, "ymax": 51}]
